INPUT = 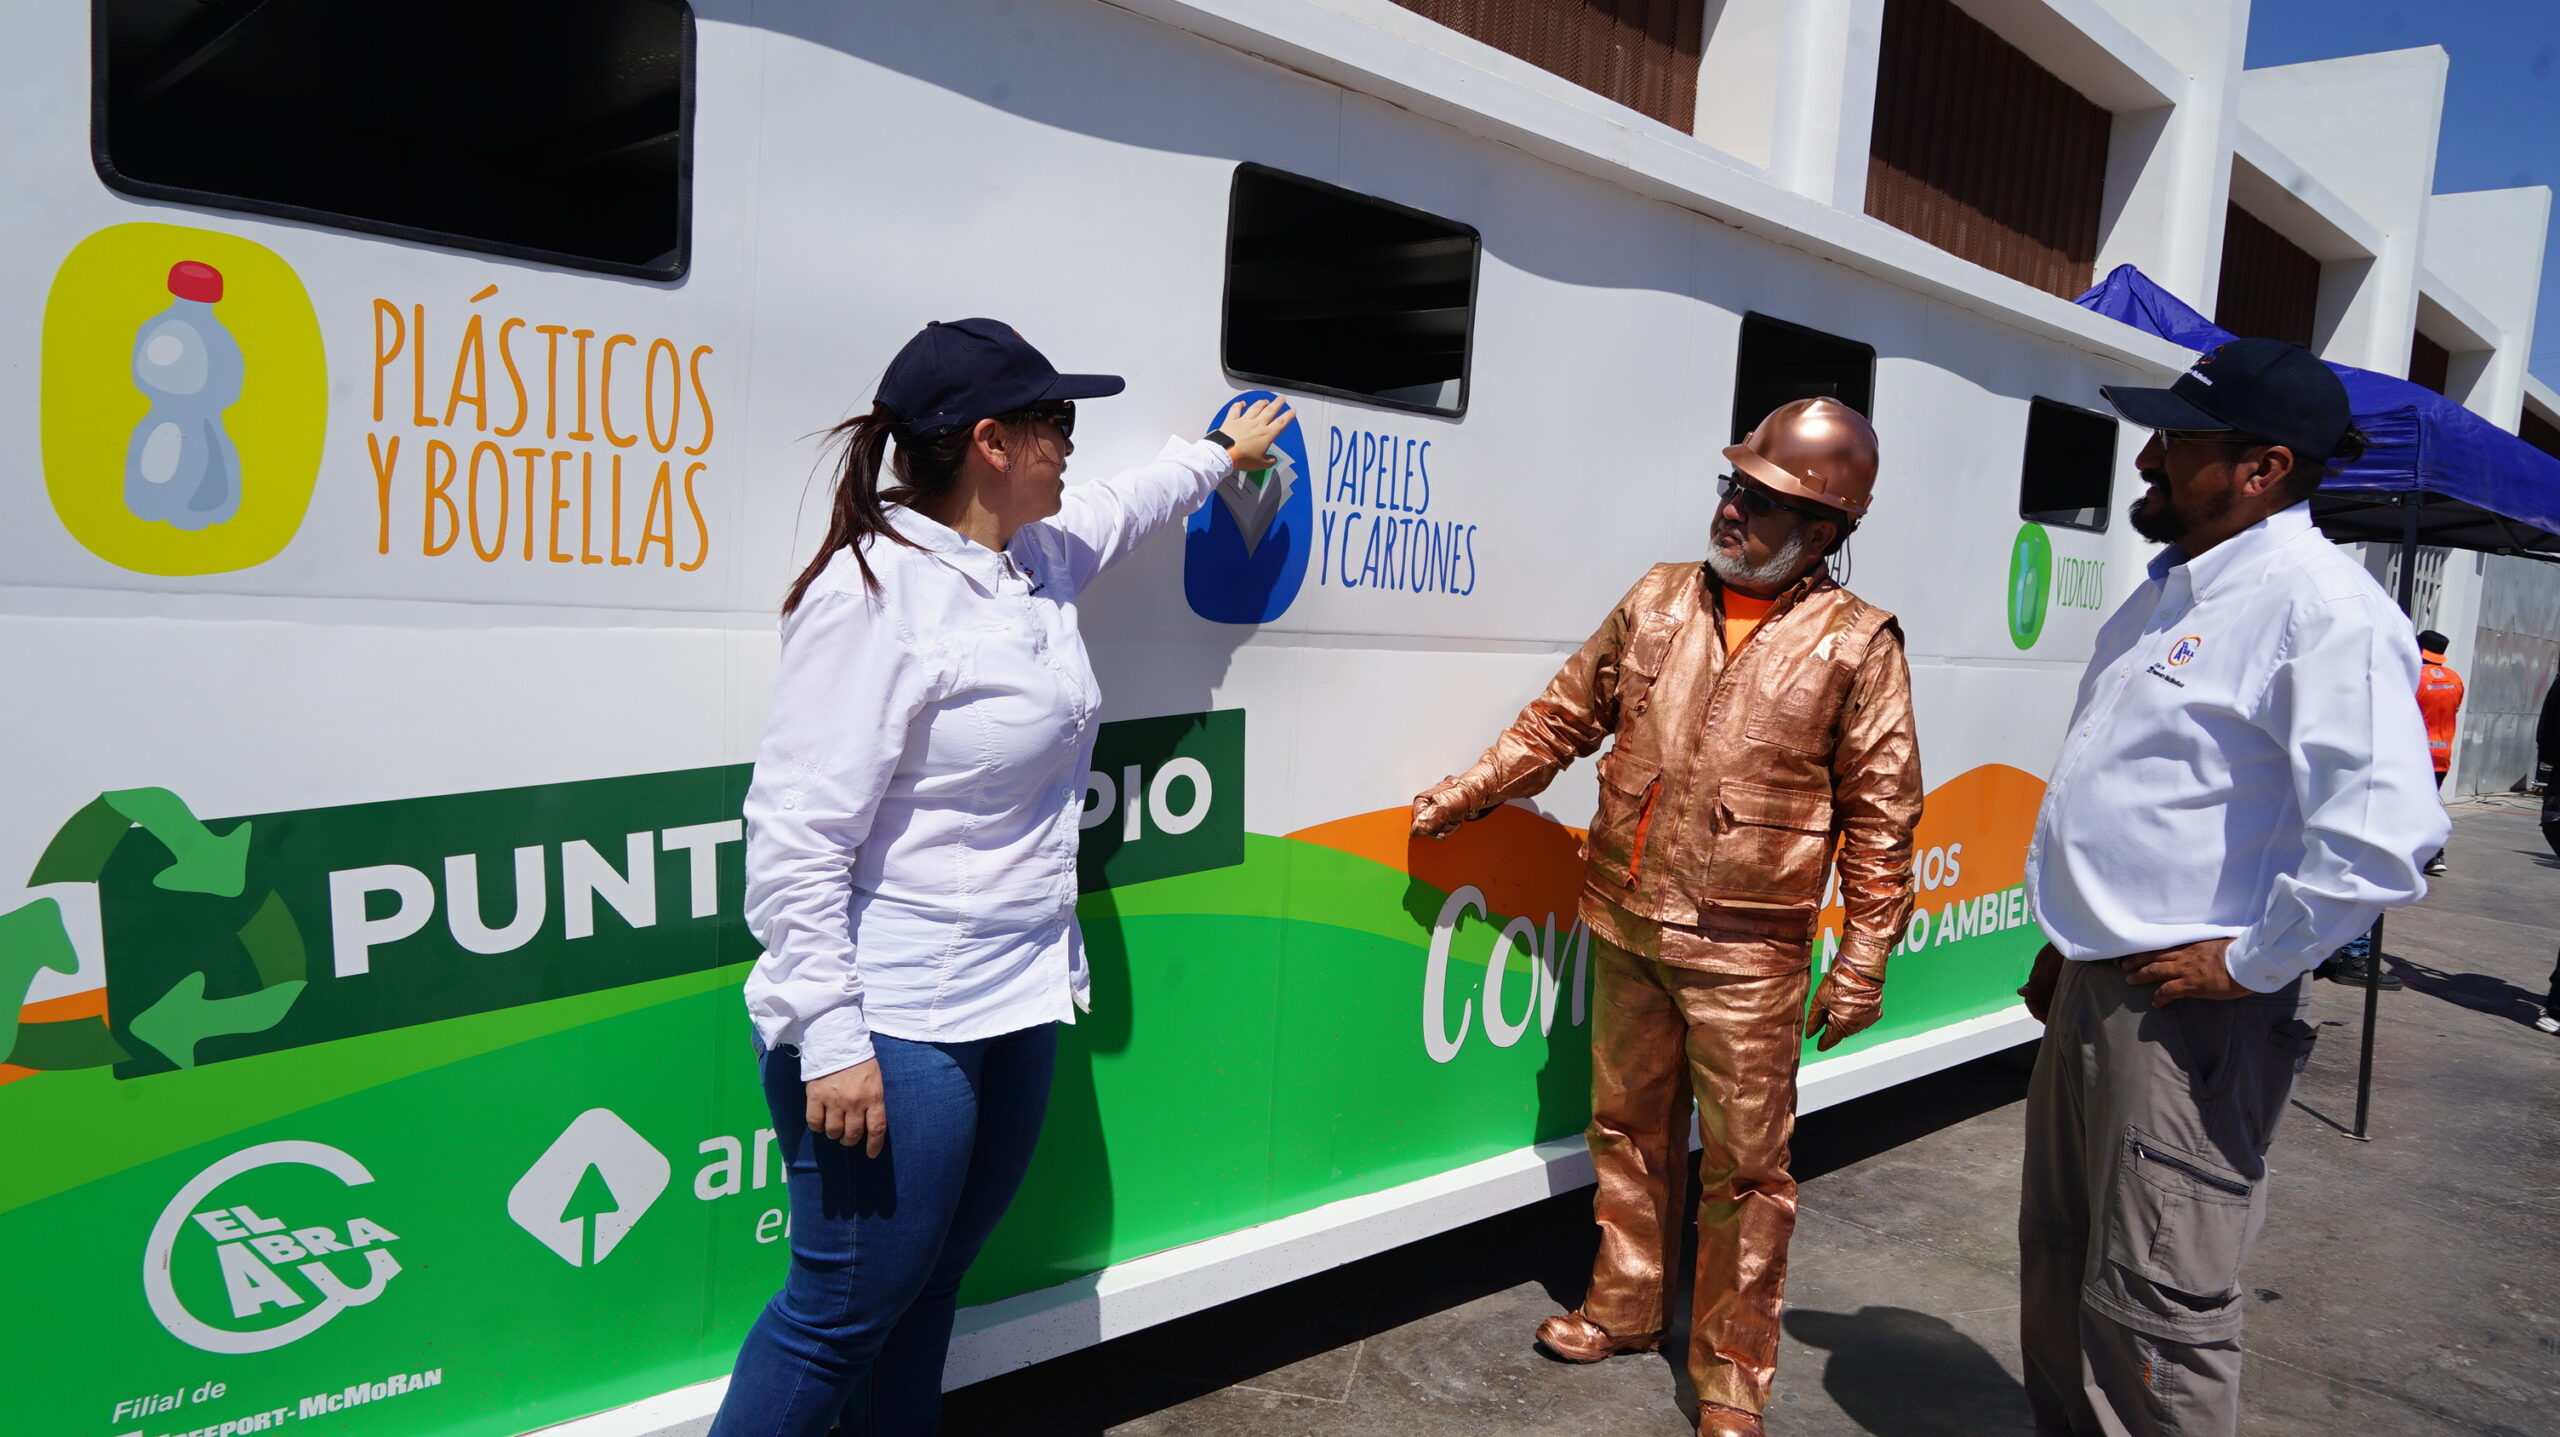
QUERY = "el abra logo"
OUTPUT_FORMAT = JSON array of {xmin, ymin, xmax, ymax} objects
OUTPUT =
[{"xmin": 146, "ymin": 1141, "xmax": 401, "ymax": 1353}]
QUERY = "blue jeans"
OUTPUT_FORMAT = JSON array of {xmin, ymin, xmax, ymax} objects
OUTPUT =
[{"xmin": 709, "ymin": 1024, "xmax": 1056, "ymax": 1437}]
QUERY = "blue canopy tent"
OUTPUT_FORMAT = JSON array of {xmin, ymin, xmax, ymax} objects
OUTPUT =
[
  {"xmin": 2076, "ymin": 264, "xmax": 2560, "ymax": 557},
  {"xmin": 2076, "ymin": 264, "xmax": 2560, "ymax": 1138}
]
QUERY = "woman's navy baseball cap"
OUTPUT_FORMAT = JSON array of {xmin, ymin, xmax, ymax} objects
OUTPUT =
[
  {"xmin": 2100, "ymin": 337, "xmax": 2353, "ymax": 462},
  {"xmin": 875, "ymin": 318, "xmax": 1125, "ymax": 437}
]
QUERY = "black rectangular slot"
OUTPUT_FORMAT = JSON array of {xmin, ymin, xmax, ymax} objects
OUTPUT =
[
  {"xmin": 95, "ymin": 0, "xmax": 693, "ymax": 280},
  {"xmin": 2020, "ymin": 396, "xmax": 2118, "ymax": 532},
  {"xmin": 1731, "ymin": 313, "xmax": 1876, "ymax": 444},
  {"xmin": 1223, "ymin": 164, "xmax": 1479, "ymax": 417}
]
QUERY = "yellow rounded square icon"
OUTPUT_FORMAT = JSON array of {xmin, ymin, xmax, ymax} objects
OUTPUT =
[{"xmin": 43, "ymin": 222, "xmax": 326, "ymax": 575}]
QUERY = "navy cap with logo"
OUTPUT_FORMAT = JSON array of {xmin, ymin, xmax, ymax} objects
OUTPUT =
[
  {"xmin": 2099, "ymin": 337, "xmax": 2354, "ymax": 463},
  {"xmin": 875, "ymin": 318, "xmax": 1126, "ymax": 437}
]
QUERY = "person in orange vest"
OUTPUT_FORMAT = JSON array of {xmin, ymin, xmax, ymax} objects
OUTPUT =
[
  {"xmin": 2323, "ymin": 627, "xmax": 2461, "ymax": 988},
  {"xmin": 2416, "ymin": 629, "xmax": 2463, "ymax": 876}
]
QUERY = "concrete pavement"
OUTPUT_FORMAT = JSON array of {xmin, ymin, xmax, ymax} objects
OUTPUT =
[{"xmin": 944, "ymin": 801, "xmax": 2560, "ymax": 1435}]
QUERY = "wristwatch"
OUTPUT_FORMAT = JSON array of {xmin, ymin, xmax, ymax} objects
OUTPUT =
[{"xmin": 1205, "ymin": 428, "xmax": 1236, "ymax": 449}]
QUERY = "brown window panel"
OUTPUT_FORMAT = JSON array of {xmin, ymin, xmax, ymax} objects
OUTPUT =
[
  {"xmin": 2213, "ymin": 203, "xmax": 2320, "ymax": 349},
  {"xmin": 1865, "ymin": 0, "xmax": 2111, "ymax": 299},
  {"xmin": 2407, "ymin": 330, "xmax": 2453, "ymax": 396},
  {"xmin": 2523, "ymin": 406, "xmax": 2560, "ymax": 461},
  {"xmin": 1392, "ymin": 0, "xmax": 1705, "ymax": 131}
]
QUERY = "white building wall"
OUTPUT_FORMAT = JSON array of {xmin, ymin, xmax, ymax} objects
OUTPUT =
[
  {"xmin": 1949, "ymin": 0, "xmax": 2240, "ymax": 306},
  {"xmin": 1693, "ymin": 0, "xmax": 1891, "ymax": 207},
  {"xmin": 2236, "ymin": 48, "xmax": 2447, "ymax": 375},
  {"xmin": 1693, "ymin": 0, "xmax": 1786, "ymax": 170},
  {"xmin": 2421, "ymin": 187, "xmax": 2553, "ymax": 429}
]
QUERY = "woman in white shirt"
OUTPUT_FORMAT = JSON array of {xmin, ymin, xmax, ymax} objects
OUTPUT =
[{"xmin": 710, "ymin": 318, "xmax": 1289, "ymax": 1437}]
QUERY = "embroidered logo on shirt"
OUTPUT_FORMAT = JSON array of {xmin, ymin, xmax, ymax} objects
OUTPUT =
[{"xmin": 2166, "ymin": 635, "xmax": 2202, "ymax": 666}]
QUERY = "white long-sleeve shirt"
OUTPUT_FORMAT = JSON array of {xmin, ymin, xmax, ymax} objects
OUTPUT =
[
  {"xmin": 2025, "ymin": 503, "xmax": 2449, "ymax": 993},
  {"xmin": 742, "ymin": 437, "xmax": 1233, "ymax": 1078}
]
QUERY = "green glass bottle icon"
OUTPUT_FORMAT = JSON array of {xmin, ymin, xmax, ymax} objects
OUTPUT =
[{"xmin": 2008, "ymin": 523, "xmax": 2052, "ymax": 650}]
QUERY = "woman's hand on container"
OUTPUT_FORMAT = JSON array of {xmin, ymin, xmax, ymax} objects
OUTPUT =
[
  {"xmin": 1219, "ymin": 397, "xmax": 1296, "ymax": 471},
  {"xmin": 807, "ymin": 1059, "xmax": 888, "ymax": 1156}
]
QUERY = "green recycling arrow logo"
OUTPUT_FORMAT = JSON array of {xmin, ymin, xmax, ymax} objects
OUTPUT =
[{"xmin": 4, "ymin": 787, "xmax": 305, "ymax": 1078}]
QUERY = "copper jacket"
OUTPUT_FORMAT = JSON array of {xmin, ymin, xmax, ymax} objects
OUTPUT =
[{"xmin": 1440, "ymin": 562, "xmax": 1921, "ymax": 974}]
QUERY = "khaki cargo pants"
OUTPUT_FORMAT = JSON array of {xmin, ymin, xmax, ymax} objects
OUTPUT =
[{"xmin": 2018, "ymin": 956, "xmax": 2317, "ymax": 1436}]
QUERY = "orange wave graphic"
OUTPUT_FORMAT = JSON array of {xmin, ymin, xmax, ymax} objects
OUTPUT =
[
  {"xmin": 1821, "ymin": 762, "xmax": 2047, "ymax": 931},
  {"xmin": 1290, "ymin": 763, "xmax": 2049, "ymax": 933},
  {"xmin": 3, "ymin": 990, "xmax": 110, "ymax": 1088},
  {"xmin": 17, "ymin": 989, "xmax": 106, "ymax": 1023},
  {"xmin": 1289, "ymin": 803, "xmax": 1587, "ymax": 927}
]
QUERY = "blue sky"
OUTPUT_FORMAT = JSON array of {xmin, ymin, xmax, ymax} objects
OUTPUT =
[{"xmin": 2246, "ymin": 0, "xmax": 2560, "ymax": 390}]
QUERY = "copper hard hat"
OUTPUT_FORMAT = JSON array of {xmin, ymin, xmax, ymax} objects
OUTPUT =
[{"xmin": 1721, "ymin": 397, "xmax": 1878, "ymax": 517}]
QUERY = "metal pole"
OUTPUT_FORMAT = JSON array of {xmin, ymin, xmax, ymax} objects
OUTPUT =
[
  {"xmin": 2348, "ymin": 912, "xmax": 2383, "ymax": 1140},
  {"xmin": 2350, "ymin": 492, "xmax": 2424, "ymax": 1140}
]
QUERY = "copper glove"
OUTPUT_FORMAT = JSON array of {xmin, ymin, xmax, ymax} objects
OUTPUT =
[
  {"xmin": 1804, "ymin": 959, "xmax": 1884, "ymax": 1052},
  {"xmin": 1411, "ymin": 778, "xmax": 1472, "ymax": 839}
]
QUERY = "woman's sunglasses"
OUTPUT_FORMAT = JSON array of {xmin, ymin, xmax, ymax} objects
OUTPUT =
[
  {"xmin": 1716, "ymin": 474, "xmax": 1832, "ymax": 523},
  {"xmin": 1019, "ymin": 401, "xmax": 1076, "ymax": 439}
]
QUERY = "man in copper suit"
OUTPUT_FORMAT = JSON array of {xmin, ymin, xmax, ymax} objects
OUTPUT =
[{"xmin": 1412, "ymin": 398, "xmax": 1922, "ymax": 1437}]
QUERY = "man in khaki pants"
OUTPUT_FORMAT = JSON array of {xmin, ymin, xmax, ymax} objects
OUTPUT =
[
  {"xmin": 1414, "ymin": 399, "xmax": 1923, "ymax": 1437},
  {"xmin": 2020, "ymin": 340, "xmax": 2447, "ymax": 1435}
]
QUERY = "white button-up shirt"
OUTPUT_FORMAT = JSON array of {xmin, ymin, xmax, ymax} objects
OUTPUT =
[
  {"xmin": 743, "ymin": 438, "xmax": 1233, "ymax": 1078},
  {"xmin": 2026, "ymin": 503, "xmax": 2449, "ymax": 993}
]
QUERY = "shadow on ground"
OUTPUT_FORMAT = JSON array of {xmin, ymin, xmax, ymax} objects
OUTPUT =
[
  {"xmin": 1786, "ymin": 1306, "xmax": 2030, "ymax": 1436},
  {"xmin": 2387, "ymin": 953, "xmax": 2553, "ymax": 1031},
  {"xmin": 941, "ymin": 1055, "xmax": 2030, "ymax": 1435}
]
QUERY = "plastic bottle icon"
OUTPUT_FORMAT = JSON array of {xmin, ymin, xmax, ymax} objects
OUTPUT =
[{"xmin": 123, "ymin": 260, "xmax": 245, "ymax": 530}]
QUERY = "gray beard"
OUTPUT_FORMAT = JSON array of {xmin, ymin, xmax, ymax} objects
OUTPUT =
[{"xmin": 1705, "ymin": 526, "xmax": 1816, "ymax": 592}]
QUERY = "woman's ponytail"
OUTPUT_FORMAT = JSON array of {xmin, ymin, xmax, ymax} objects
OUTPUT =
[{"xmin": 784, "ymin": 404, "xmax": 983, "ymax": 613}]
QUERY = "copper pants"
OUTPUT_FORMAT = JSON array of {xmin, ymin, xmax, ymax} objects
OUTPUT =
[{"xmin": 1580, "ymin": 938, "xmax": 1810, "ymax": 1415}]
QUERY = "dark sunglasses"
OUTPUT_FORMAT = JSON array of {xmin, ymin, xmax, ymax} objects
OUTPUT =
[
  {"xmin": 1018, "ymin": 401, "xmax": 1076, "ymax": 438},
  {"xmin": 1716, "ymin": 474, "xmax": 1832, "ymax": 523}
]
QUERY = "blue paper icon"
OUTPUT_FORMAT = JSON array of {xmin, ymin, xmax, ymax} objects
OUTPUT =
[{"xmin": 1185, "ymin": 390, "xmax": 1312, "ymax": 624}]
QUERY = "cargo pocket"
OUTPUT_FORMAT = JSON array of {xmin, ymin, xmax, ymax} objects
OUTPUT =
[
  {"xmin": 1624, "ymin": 612, "xmax": 1679, "ymax": 678},
  {"xmin": 1586, "ymin": 750, "xmax": 1661, "ymax": 887},
  {"xmin": 1745, "ymin": 659, "xmax": 1850, "ymax": 755},
  {"xmin": 1705, "ymin": 779, "xmax": 1832, "ymax": 900},
  {"xmin": 1615, "ymin": 612, "xmax": 1677, "ymax": 722},
  {"xmin": 2090, "ymin": 1125, "xmax": 2256, "ymax": 1343}
]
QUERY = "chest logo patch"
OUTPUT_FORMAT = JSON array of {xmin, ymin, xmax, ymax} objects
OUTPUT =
[{"xmin": 2166, "ymin": 635, "xmax": 2202, "ymax": 666}]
